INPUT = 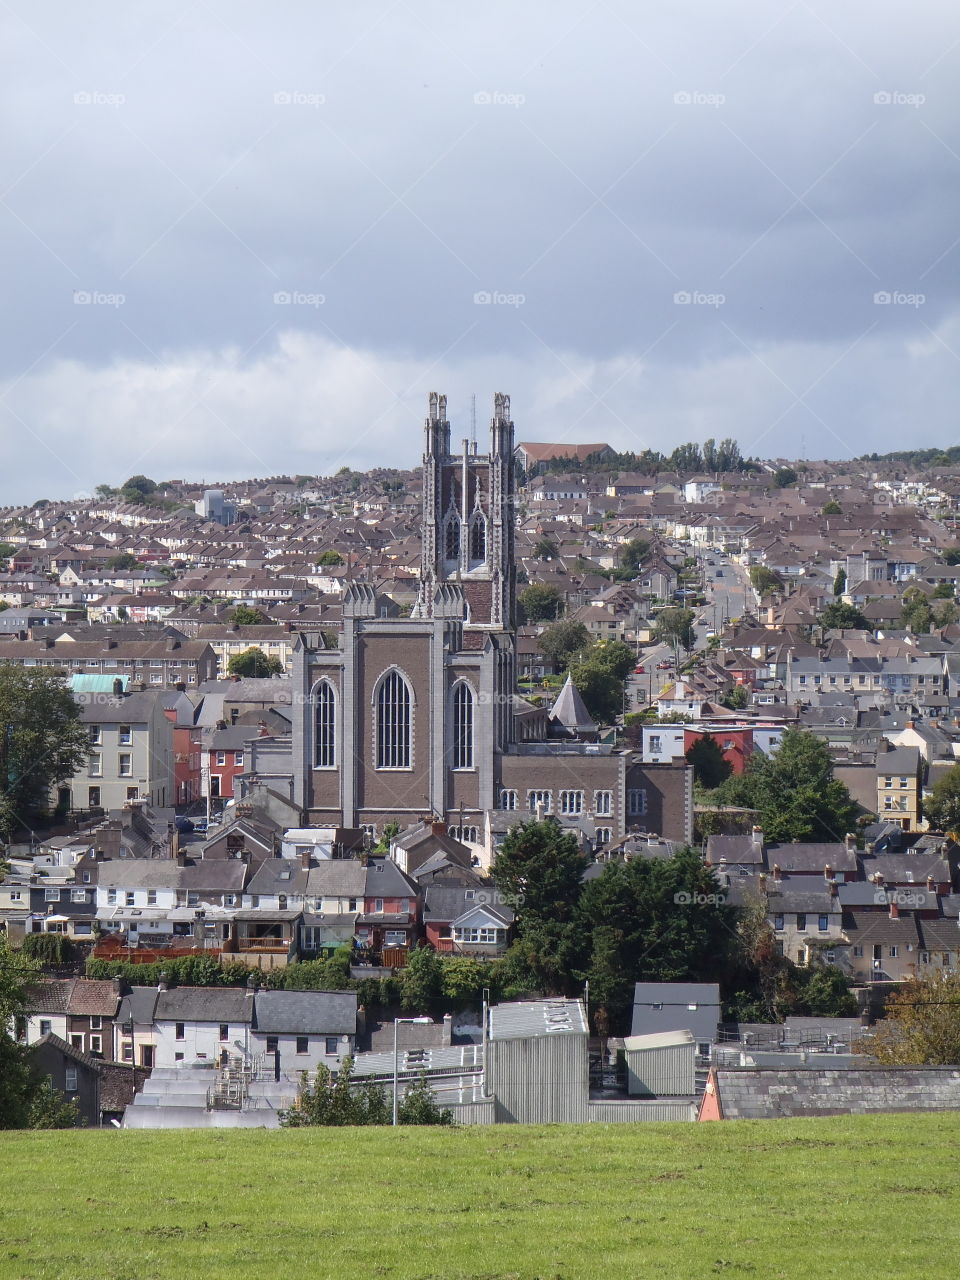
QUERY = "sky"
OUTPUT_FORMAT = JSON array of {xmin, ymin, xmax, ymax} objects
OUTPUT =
[{"xmin": 2, "ymin": 0, "xmax": 959, "ymax": 502}]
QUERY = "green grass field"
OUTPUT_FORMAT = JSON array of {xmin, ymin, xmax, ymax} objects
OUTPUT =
[{"xmin": 2, "ymin": 1113, "xmax": 959, "ymax": 1279}]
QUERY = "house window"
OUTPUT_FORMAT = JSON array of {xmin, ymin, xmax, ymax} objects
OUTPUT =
[
  {"xmin": 797, "ymin": 914, "xmax": 807, "ymax": 931},
  {"xmin": 174, "ymin": 1052, "xmax": 184, "ymax": 1063},
  {"xmin": 594, "ymin": 790, "xmax": 613, "ymax": 816},
  {"xmin": 65, "ymin": 1067, "xmax": 78, "ymax": 1092},
  {"xmin": 8, "ymin": 890, "xmax": 20, "ymax": 902},
  {"xmin": 89, "ymin": 1016, "xmax": 101, "ymax": 1031},
  {"xmin": 853, "ymin": 945, "xmax": 863, "ymax": 958},
  {"xmin": 314, "ymin": 680, "xmax": 336, "ymax": 768},
  {"xmin": 376, "ymin": 670, "xmax": 412, "ymax": 769},
  {"xmin": 71, "ymin": 889, "xmax": 87, "ymax": 904},
  {"xmin": 527, "ymin": 790, "xmax": 552, "ymax": 814},
  {"xmin": 774, "ymin": 914, "xmax": 784, "ymax": 931},
  {"xmin": 90, "ymin": 1035, "xmax": 102, "ymax": 1055},
  {"xmin": 215, "ymin": 751, "xmax": 226, "ymax": 767},
  {"xmin": 88, "ymin": 787, "xmax": 100, "ymax": 807},
  {"xmin": 88, "ymin": 755, "xmax": 102, "ymax": 777},
  {"xmin": 499, "ymin": 789, "xmax": 518, "ymax": 810},
  {"xmin": 296, "ymin": 1036, "xmax": 309, "ymax": 1054},
  {"xmin": 234, "ymin": 752, "xmax": 244, "ymax": 769},
  {"xmin": 44, "ymin": 887, "xmax": 61, "ymax": 902},
  {"xmin": 187, "ymin": 892, "xmax": 199, "ymax": 907},
  {"xmin": 325, "ymin": 1036, "xmax": 338, "ymax": 1055},
  {"xmin": 175, "ymin": 1023, "xmax": 185, "ymax": 1040},
  {"xmin": 70, "ymin": 1034, "xmax": 83, "ymax": 1050},
  {"xmin": 559, "ymin": 790, "xmax": 584, "ymax": 815},
  {"xmin": 88, "ymin": 726, "xmax": 101, "ymax": 745},
  {"xmin": 219, "ymin": 1024, "xmax": 229, "ymax": 1041},
  {"xmin": 118, "ymin": 753, "xmax": 132, "ymax": 777},
  {"xmin": 648, "ymin": 735, "xmax": 662, "ymax": 754},
  {"xmin": 595, "ymin": 827, "xmax": 611, "ymax": 845},
  {"xmin": 266, "ymin": 1036, "xmax": 279, "ymax": 1054},
  {"xmin": 452, "ymin": 682, "xmax": 475, "ymax": 770},
  {"xmin": 147, "ymin": 890, "xmax": 157, "ymax": 906},
  {"xmin": 889, "ymin": 946, "xmax": 898, "ymax": 958},
  {"xmin": 125, "ymin": 892, "xmax": 135, "ymax": 906},
  {"xmin": 118, "ymin": 725, "xmax": 131, "ymax": 744},
  {"xmin": 278, "ymin": 894, "xmax": 287, "ymax": 910},
  {"xmin": 225, "ymin": 894, "xmax": 236, "ymax": 907},
  {"xmin": 818, "ymin": 915, "xmax": 829, "ymax": 932},
  {"xmin": 39, "ymin": 1020, "xmax": 52, "ymax": 1037},
  {"xmin": 374, "ymin": 898, "xmax": 384, "ymax": 912},
  {"xmin": 107, "ymin": 889, "xmax": 117, "ymax": 905},
  {"xmin": 627, "ymin": 789, "xmax": 646, "ymax": 816},
  {"xmin": 385, "ymin": 930, "xmax": 406, "ymax": 945}
]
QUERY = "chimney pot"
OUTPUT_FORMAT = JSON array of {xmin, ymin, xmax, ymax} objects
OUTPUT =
[
  {"xmin": 889, "ymin": 901, "xmax": 900, "ymax": 919},
  {"xmin": 157, "ymin": 972, "xmax": 169, "ymax": 991}
]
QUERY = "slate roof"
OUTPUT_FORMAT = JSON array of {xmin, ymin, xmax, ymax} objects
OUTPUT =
[
  {"xmin": 766, "ymin": 842, "xmax": 858, "ymax": 873},
  {"xmin": 116, "ymin": 987, "xmax": 160, "ymax": 1027},
  {"xmin": 252, "ymin": 990, "xmax": 357, "ymax": 1035},
  {"xmin": 548, "ymin": 674, "xmax": 598, "ymax": 734},
  {"xmin": 155, "ymin": 987, "xmax": 254, "ymax": 1024},
  {"xmin": 709, "ymin": 1066, "xmax": 960, "ymax": 1119}
]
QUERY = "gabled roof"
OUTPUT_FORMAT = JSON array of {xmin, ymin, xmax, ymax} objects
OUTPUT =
[{"xmin": 252, "ymin": 989, "xmax": 357, "ymax": 1035}]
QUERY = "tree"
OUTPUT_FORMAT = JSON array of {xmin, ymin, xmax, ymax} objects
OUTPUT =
[
  {"xmin": 833, "ymin": 568, "xmax": 846, "ymax": 596},
  {"xmin": 538, "ymin": 620, "xmax": 590, "ymax": 672},
  {"xmin": 923, "ymin": 763, "xmax": 960, "ymax": 833},
  {"xmin": 821, "ymin": 500, "xmax": 842, "ymax": 516},
  {"xmin": 932, "ymin": 582, "xmax": 955, "ymax": 599},
  {"xmin": 230, "ymin": 604, "xmax": 267, "ymax": 625},
  {"xmin": 400, "ymin": 946, "xmax": 444, "ymax": 1013},
  {"xmin": 105, "ymin": 552, "xmax": 139, "ymax": 570},
  {"xmin": 281, "ymin": 1056, "xmax": 390, "ymax": 1127},
  {"xmin": 0, "ymin": 668, "xmax": 91, "ymax": 834},
  {"xmin": 0, "ymin": 935, "xmax": 44, "ymax": 1129},
  {"xmin": 901, "ymin": 586, "xmax": 933, "ymax": 634},
  {"xmin": 317, "ymin": 550, "xmax": 344, "ymax": 566},
  {"xmin": 749, "ymin": 566, "xmax": 783, "ymax": 596},
  {"xmin": 26, "ymin": 1079, "xmax": 82, "ymax": 1129},
  {"xmin": 397, "ymin": 1072, "xmax": 454, "ymax": 1125},
  {"xmin": 793, "ymin": 965, "xmax": 857, "ymax": 1017},
  {"xmin": 819, "ymin": 601, "xmax": 869, "ymax": 631},
  {"xmin": 94, "ymin": 484, "xmax": 118, "ymax": 499},
  {"xmin": 773, "ymin": 467, "xmax": 797, "ymax": 488},
  {"xmin": 866, "ymin": 972, "xmax": 960, "ymax": 1064},
  {"xmin": 532, "ymin": 537, "xmax": 558, "ymax": 560},
  {"xmin": 721, "ymin": 684, "xmax": 749, "ymax": 711},
  {"xmin": 942, "ymin": 547, "xmax": 960, "ymax": 566},
  {"xmin": 686, "ymin": 734, "xmax": 732, "ymax": 789},
  {"xmin": 121, "ymin": 475, "xmax": 156, "ymax": 498},
  {"xmin": 653, "ymin": 607, "xmax": 695, "ymax": 650},
  {"xmin": 933, "ymin": 600, "xmax": 959, "ymax": 628},
  {"xmin": 226, "ymin": 647, "xmax": 284, "ymax": 678},
  {"xmin": 566, "ymin": 639, "xmax": 637, "ymax": 723},
  {"xmin": 518, "ymin": 583, "xmax": 563, "ymax": 622},
  {"xmin": 619, "ymin": 537, "xmax": 651, "ymax": 574},
  {"xmin": 711, "ymin": 727, "xmax": 859, "ymax": 844}
]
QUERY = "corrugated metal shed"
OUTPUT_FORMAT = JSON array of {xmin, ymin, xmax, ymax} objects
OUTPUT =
[
  {"xmin": 489, "ymin": 998, "xmax": 587, "ymax": 1040},
  {"xmin": 624, "ymin": 1029, "xmax": 695, "ymax": 1097}
]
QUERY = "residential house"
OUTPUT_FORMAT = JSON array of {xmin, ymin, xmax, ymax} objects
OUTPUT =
[{"xmin": 75, "ymin": 691, "xmax": 175, "ymax": 811}]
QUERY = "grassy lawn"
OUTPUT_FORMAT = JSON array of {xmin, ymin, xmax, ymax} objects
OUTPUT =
[{"xmin": 2, "ymin": 1113, "xmax": 959, "ymax": 1279}]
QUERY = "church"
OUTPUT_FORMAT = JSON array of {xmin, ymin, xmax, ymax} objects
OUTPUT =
[{"xmin": 256, "ymin": 394, "xmax": 690, "ymax": 848}]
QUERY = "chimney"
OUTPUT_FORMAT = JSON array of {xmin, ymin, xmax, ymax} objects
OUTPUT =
[
  {"xmin": 157, "ymin": 972, "xmax": 169, "ymax": 992},
  {"xmin": 889, "ymin": 900, "xmax": 900, "ymax": 920},
  {"xmin": 772, "ymin": 863, "xmax": 782, "ymax": 882},
  {"xmin": 751, "ymin": 826, "xmax": 763, "ymax": 846},
  {"xmin": 824, "ymin": 864, "xmax": 833, "ymax": 881},
  {"xmin": 246, "ymin": 974, "xmax": 257, "ymax": 998},
  {"xmin": 927, "ymin": 876, "xmax": 936, "ymax": 892},
  {"xmin": 300, "ymin": 848, "xmax": 312, "ymax": 869},
  {"xmin": 112, "ymin": 975, "xmax": 126, "ymax": 997},
  {"xmin": 829, "ymin": 879, "xmax": 838, "ymax": 898},
  {"xmin": 112, "ymin": 677, "xmax": 124, "ymax": 696},
  {"xmin": 257, "ymin": 719, "xmax": 269, "ymax": 737},
  {"xmin": 845, "ymin": 834, "xmax": 857, "ymax": 851},
  {"xmin": 175, "ymin": 850, "xmax": 187, "ymax": 867},
  {"xmin": 431, "ymin": 820, "xmax": 447, "ymax": 837}
]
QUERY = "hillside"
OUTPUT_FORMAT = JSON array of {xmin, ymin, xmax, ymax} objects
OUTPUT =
[{"xmin": 2, "ymin": 1113, "xmax": 958, "ymax": 1279}]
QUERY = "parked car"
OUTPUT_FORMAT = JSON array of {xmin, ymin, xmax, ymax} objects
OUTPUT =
[
  {"xmin": 715, "ymin": 569, "xmax": 724, "ymax": 577},
  {"xmin": 656, "ymin": 660, "xmax": 673, "ymax": 670},
  {"xmin": 634, "ymin": 664, "xmax": 645, "ymax": 674}
]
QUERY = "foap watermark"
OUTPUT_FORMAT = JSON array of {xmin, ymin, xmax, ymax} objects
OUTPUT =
[
  {"xmin": 874, "ymin": 888, "xmax": 931, "ymax": 908},
  {"xmin": 874, "ymin": 290, "xmax": 925, "ymax": 308},
  {"xmin": 274, "ymin": 290, "xmax": 325, "ymax": 307},
  {"xmin": 274, "ymin": 90, "xmax": 326, "ymax": 108},
  {"xmin": 474, "ymin": 290, "xmax": 525, "ymax": 308},
  {"xmin": 471, "ymin": 888, "xmax": 525, "ymax": 908},
  {"xmin": 874, "ymin": 90, "xmax": 925, "ymax": 108},
  {"xmin": 674, "ymin": 290, "xmax": 725, "ymax": 308},
  {"xmin": 74, "ymin": 290, "xmax": 125, "ymax": 308},
  {"xmin": 674, "ymin": 890, "xmax": 727, "ymax": 906},
  {"xmin": 473, "ymin": 90, "xmax": 525, "ymax": 108},
  {"xmin": 74, "ymin": 90, "xmax": 125, "ymax": 108},
  {"xmin": 674, "ymin": 90, "xmax": 725, "ymax": 108}
]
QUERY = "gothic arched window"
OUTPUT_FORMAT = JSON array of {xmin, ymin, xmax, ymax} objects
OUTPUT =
[
  {"xmin": 376, "ymin": 669, "xmax": 412, "ymax": 769},
  {"xmin": 452, "ymin": 681, "xmax": 475, "ymax": 770},
  {"xmin": 470, "ymin": 514, "xmax": 487, "ymax": 563},
  {"xmin": 313, "ymin": 680, "xmax": 336, "ymax": 768},
  {"xmin": 444, "ymin": 514, "xmax": 461, "ymax": 560}
]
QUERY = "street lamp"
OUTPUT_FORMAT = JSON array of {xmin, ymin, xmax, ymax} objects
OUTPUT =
[{"xmin": 392, "ymin": 1016, "xmax": 433, "ymax": 1125}]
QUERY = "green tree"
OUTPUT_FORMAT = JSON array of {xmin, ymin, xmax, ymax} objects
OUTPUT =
[
  {"xmin": 532, "ymin": 537, "xmax": 558, "ymax": 559},
  {"xmin": 230, "ymin": 604, "xmax": 267, "ymax": 625},
  {"xmin": 566, "ymin": 638, "xmax": 637, "ymax": 724},
  {"xmin": 226, "ymin": 647, "xmax": 284, "ymax": 678},
  {"xmin": 0, "ymin": 668, "xmax": 91, "ymax": 835},
  {"xmin": 749, "ymin": 566, "xmax": 783, "ymax": 596},
  {"xmin": 721, "ymin": 683, "xmax": 749, "ymax": 711},
  {"xmin": 819, "ymin": 600, "xmax": 869, "ymax": 631},
  {"xmin": 0, "ymin": 935, "xmax": 41, "ymax": 1129},
  {"xmin": 942, "ymin": 547, "xmax": 960, "ymax": 566},
  {"xmin": 538, "ymin": 619, "xmax": 590, "ymax": 672},
  {"xmin": 653, "ymin": 607, "xmax": 696, "ymax": 650},
  {"xmin": 833, "ymin": 568, "xmax": 846, "ymax": 596},
  {"xmin": 711, "ymin": 727, "xmax": 859, "ymax": 844},
  {"xmin": 686, "ymin": 734, "xmax": 732, "ymax": 789},
  {"xmin": 94, "ymin": 484, "xmax": 118, "ymax": 499},
  {"xmin": 400, "ymin": 947, "xmax": 444, "ymax": 1013},
  {"xmin": 619, "ymin": 537, "xmax": 651, "ymax": 574},
  {"xmin": 901, "ymin": 586, "xmax": 933, "ymax": 634},
  {"xmin": 518, "ymin": 583, "xmax": 563, "ymax": 622},
  {"xmin": 866, "ymin": 972, "xmax": 960, "ymax": 1064},
  {"xmin": 26, "ymin": 1078, "xmax": 82, "ymax": 1129},
  {"xmin": 0, "ymin": 543, "xmax": 16, "ymax": 561},
  {"xmin": 105, "ymin": 552, "xmax": 139, "ymax": 570},
  {"xmin": 923, "ymin": 763, "xmax": 960, "ymax": 833},
  {"xmin": 821, "ymin": 500, "xmax": 842, "ymax": 516},
  {"xmin": 397, "ymin": 1072, "xmax": 454, "ymax": 1125},
  {"xmin": 793, "ymin": 965, "xmax": 857, "ymax": 1017},
  {"xmin": 933, "ymin": 600, "xmax": 959, "ymax": 628},
  {"xmin": 317, "ymin": 550, "xmax": 344, "ymax": 566},
  {"xmin": 932, "ymin": 582, "xmax": 955, "ymax": 599},
  {"xmin": 281, "ymin": 1056, "xmax": 390, "ymax": 1126},
  {"xmin": 773, "ymin": 467, "xmax": 797, "ymax": 488},
  {"xmin": 440, "ymin": 955, "xmax": 499, "ymax": 1006},
  {"xmin": 121, "ymin": 475, "xmax": 156, "ymax": 498}
]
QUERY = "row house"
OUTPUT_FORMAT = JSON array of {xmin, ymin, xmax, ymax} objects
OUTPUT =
[
  {"xmin": 75, "ymin": 690, "xmax": 177, "ymax": 811},
  {"xmin": 0, "ymin": 636, "xmax": 218, "ymax": 687},
  {"xmin": 19, "ymin": 978, "xmax": 121, "ymax": 1059}
]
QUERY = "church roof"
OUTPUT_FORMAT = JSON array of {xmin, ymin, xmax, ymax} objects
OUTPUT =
[{"xmin": 548, "ymin": 674, "xmax": 598, "ymax": 734}]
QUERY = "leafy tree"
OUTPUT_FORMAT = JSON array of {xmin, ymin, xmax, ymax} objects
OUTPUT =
[
  {"xmin": 0, "ymin": 935, "xmax": 42, "ymax": 1129},
  {"xmin": 773, "ymin": 467, "xmax": 797, "ymax": 488},
  {"xmin": 619, "ymin": 537, "xmax": 651, "ymax": 574},
  {"xmin": 901, "ymin": 586, "xmax": 933, "ymax": 634},
  {"xmin": 942, "ymin": 547, "xmax": 960, "ymax": 566},
  {"xmin": 932, "ymin": 582, "xmax": 955, "ymax": 599},
  {"xmin": 821, "ymin": 500, "xmax": 842, "ymax": 516},
  {"xmin": 27, "ymin": 1079, "xmax": 82, "ymax": 1129},
  {"xmin": 397, "ymin": 1072, "xmax": 454, "ymax": 1125},
  {"xmin": 686, "ymin": 734, "xmax": 732, "ymax": 789},
  {"xmin": 933, "ymin": 600, "xmax": 959, "ymax": 628},
  {"xmin": 721, "ymin": 684, "xmax": 749, "ymax": 711},
  {"xmin": 566, "ymin": 639, "xmax": 637, "ymax": 723},
  {"xmin": 749, "ymin": 566, "xmax": 783, "ymax": 596},
  {"xmin": 532, "ymin": 537, "xmax": 558, "ymax": 560},
  {"xmin": 105, "ymin": 552, "xmax": 139, "ymax": 570},
  {"xmin": 230, "ymin": 604, "xmax": 267, "ymax": 625},
  {"xmin": 440, "ymin": 955, "xmax": 499, "ymax": 1006},
  {"xmin": 793, "ymin": 965, "xmax": 857, "ymax": 1017},
  {"xmin": 538, "ymin": 620, "xmax": 590, "ymax": 672},
  {"xmin": 121, "ymin": 475, "xmax": 156, "ymax": 498},
  {"xmin": 94, "ymin": 484, "xmax": 118, "ymax": 499},
  {"xmin": 833, "ymin": 568, "xmax": 846, "ymax": 596},
  {"xmin": 819, "ymin": 600, "xmax": 869, "ymax": 631},
  {"xmin": 0, "ymin": 668, "xmax": 91, "ymax": 835},
  {"xmin": 866, "ymin": 972, "xmax": 960, "ymax": 1064},
  {"xmin": 711, "ymin": 727, "xmax": 859, "ymax": 844},
  {"xmin": 518, "ymin": 583, "xmax": 563, "ymax": 622},
  {"xmin": 281, "ymin": 1056, "xmax": 390, "ymax": 1127},
  {"xmin": 400, "ymin": 947, "xmax": 445, "ymax": 1013},
  {"xmin": 317, "ymin": 550, "xmax": 344, "ymax": 566},
  {"xmin": 226, "ymin": 647, "xmax": 284, "ymax": 678},
  {"xmin": 0, "ymin": 543, "xmax": 16, "ymax": 561},
  {"xmin": 923, "ymin": 764, "xmax": 960, "ymax": 833},
  {"xmin": 669, "ymin": 442, "xmax": 703, "ymax": 472},
  {"xmin": 653, "ymin": 607, "xmax": 696, "ymax": 650}
]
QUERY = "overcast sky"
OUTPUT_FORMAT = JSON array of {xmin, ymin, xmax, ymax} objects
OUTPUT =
[{"xmin": 2, "ymin": 1, "xmax": 959, "ymax": 501}]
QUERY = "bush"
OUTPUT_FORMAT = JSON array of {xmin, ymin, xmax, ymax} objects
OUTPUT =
[{"xmin": 21, "ymin": 935, "xmax": 74, "ymax": 965}]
